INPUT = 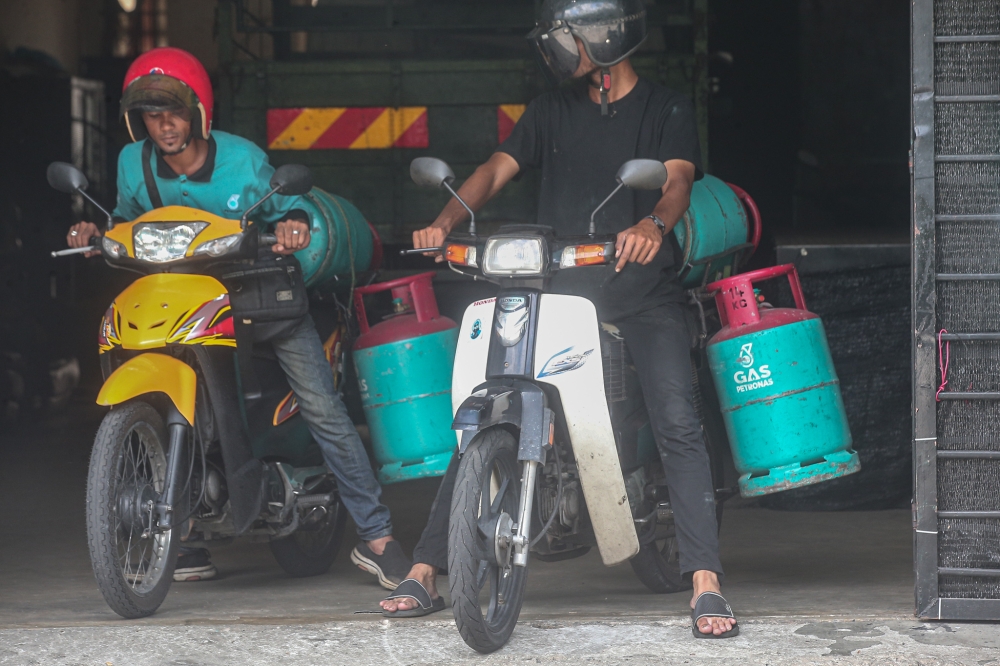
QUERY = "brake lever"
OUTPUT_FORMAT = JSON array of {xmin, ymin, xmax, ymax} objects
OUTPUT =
[
  {"xmin": 51, "ymin": 246, "xmax": 97, "ymax": 257},
  {"xmin": 399, "ymin": 247, "xmax": 443, "ymax": 256}
]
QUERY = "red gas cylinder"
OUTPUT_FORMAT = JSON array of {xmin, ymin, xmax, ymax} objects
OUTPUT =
[{"xmin": 352, "ymin": 273, "xmax": 459, "ymax": 483}]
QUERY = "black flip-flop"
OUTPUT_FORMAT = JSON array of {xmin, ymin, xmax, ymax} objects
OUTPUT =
[
  {"xmin": 691, "ymin": 591, "xmax": 740, "ymax": 639},
  {"xmin": 381, "ymin": 578, "xmax": 447, "ymax": 618}
]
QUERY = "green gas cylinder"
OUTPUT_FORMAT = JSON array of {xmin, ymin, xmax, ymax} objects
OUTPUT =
[
  {"xmin": 352, "ymin": 272, "xmax": 458, "ymax": 484},
  {"xmin": 706, "ymin": 264, "xmax": 860, "ymax": 497},
  {"xmin": 673, "ymin": 177, "xmax": 761, "ymax": 287},
  {"xmin": 294, "ymin": 188, "xmax": 381, "ymax": 288}
]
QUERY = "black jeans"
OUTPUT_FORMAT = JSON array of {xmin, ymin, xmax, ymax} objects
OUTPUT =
[{"xmin": 412, "ymin": 301, "xmax": 723, "ymax": 579}]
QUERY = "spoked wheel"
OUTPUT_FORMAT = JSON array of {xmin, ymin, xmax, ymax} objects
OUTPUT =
[
  {"xmin": 448, "ymin": 427, "xmax": 526, "ymax": 654},
  {"xmin": 86, "ymin": 401, "xmax": 178, "ymax": 618},
  {"xmin": 270, "ymin": 495, "xmax": 348, "ymax": 577}
]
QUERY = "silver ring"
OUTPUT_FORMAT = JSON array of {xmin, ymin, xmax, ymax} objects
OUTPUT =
[
  {"xmin": 70, "ymin": 230, "xmax": 78, "ymax": 236},
  {"xmin": 292, "ymin": 230, "xmax": 300, "ymax": 235}
]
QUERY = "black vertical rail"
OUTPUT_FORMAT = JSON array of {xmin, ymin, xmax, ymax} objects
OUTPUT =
[{"xmin": 911, "ymin": 0, "xmax": 939, "ymax": 618}]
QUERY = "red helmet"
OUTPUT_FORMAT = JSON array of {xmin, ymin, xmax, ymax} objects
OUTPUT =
[{"xmin": 120, "ymin": 47, "xmax": 213, "ymax": 142}]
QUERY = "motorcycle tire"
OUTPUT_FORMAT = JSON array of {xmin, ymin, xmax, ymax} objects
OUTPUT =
[
  {"xmin": 448, "ymin": 427, "xmax": 527, "ymax": 654},
  {"xmin": 269, "ymin": 497, "xmax": 347, "ymax": 577},
  {"xmin": 86, "ymin": 401, "xmax": 179, "ymax": 618}
]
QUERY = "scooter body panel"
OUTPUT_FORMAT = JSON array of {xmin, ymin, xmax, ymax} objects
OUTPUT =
[
  {"xmin": 533, "ymin": 294, "xmax": 639, "ymax": 566},
  {"xmin": 97, "ymin": 352, "xmax": 198, "ymax": 424},
  {"xmin": 452, "ymin": 297, "xmax": 497, "ymax": 445}
]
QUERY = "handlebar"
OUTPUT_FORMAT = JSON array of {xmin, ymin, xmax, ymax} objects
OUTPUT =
[
  {"xmin": 399, "ymin": 246, "xmax": 442, "ymax": 256},
  {"xmin": 259, "ymin": 233, "xmax": 277, "ymax": 246},
  {"xmin": 52, "ymin": 237, "xmax": 100, "ymax": 258}
]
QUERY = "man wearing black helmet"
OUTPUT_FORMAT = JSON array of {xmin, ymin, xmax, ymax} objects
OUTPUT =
[{"xmin": 382, "ymin": 0, "xmax": 738, "ymax": 640}]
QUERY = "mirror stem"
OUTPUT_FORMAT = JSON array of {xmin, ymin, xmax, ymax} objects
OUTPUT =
[
  {"xmin": 589, "ymin": 181, "xmax": 625, "ymax": 236},
  {"xmin": 77, "ymin": 189, "xmax": 114, "ymax": 230},
  {"xmin": 442, "ymin": 181, "xmax": 476, "ymax": 236},
  {"xmin": 241, "ymin": 185, "xmax": 281, "ymax": 230}
]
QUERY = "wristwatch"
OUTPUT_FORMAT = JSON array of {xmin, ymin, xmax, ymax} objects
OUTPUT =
[{"xmin": 644, "ymin": 214, "xmax": 667, "ymax": 234}]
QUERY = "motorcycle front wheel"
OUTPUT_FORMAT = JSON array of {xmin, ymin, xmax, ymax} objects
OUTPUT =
[
  {"xmin": 86, "ymin": 401, "xmax": 178, "ymax": 618},
  {"xmin": 448, "ymin": 427, "xmax": 526, "ymax": 654}
]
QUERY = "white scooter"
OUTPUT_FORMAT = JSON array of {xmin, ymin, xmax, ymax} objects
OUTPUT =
[{"xmin": 407, "ymin": 157, "xmax": 728, "ymax": 653}]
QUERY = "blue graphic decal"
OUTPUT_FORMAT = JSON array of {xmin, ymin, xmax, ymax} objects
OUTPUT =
[
  {"xmin": 470, "ymin": 319, "xmax": 482, "ymax": 340},
  {"xmin": 537, "ymin": 346, "xmax": 594, "ymax": 378}
]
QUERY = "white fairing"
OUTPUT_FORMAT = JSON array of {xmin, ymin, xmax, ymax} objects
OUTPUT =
[
  {"xmin": 450, "ymin": 294, "xmax": 638, "ymax": 566},
  {"xmin": 452, "ymin": 298, "xmax": 496, "ymax": 445},
  {"xmin": 534, "ymin": 295, "xmax": 639, "ymax": 566}
]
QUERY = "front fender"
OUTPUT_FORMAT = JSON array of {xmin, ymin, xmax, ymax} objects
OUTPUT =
[
  {"xmin": 452, "ymin": 380, "xmax": 551, "ymax": 463},
  {"xmin": 97, "ymin": 353, "xmax": 197, "ymax": 425}
]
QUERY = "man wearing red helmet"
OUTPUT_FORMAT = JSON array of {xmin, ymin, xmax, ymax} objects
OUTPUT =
[{"xmin": 67, "ymin": 48, "xmax": 410, "ymax": 588}]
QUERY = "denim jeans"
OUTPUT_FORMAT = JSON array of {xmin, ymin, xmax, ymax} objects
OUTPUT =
[{"xmin": 271, "ymin": 315, "xmax": 392, "ymax": 541}]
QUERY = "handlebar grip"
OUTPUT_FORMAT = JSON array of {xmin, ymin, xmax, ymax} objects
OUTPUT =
[{"xmin": 259, "ymin": 233, "xmax": 277, "ymax": 246}]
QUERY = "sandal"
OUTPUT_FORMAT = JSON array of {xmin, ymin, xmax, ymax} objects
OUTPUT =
[
  {"xmin": 691, "ymin": 591, "xmax": 740, "ymax": 639},
  {"xmin": 381, "ymin": 578, "xmax": 447, "ymax": 618}
]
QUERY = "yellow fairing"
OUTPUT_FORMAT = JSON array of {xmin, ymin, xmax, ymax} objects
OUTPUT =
[
  {"xmin": 113, "ymin": 273, "xmax": 235, "ymax": 350},
  {"xmin": 97, "ymin": 353, "xmax": 197, "ymax": 425},
  {"xmin": 104, "ymin": 206, "xmax": 242, "ymax": 259}
]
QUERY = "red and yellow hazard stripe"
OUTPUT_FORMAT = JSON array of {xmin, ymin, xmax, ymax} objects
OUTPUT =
[
  {"xmin": 497, "ymin": 104, "xmax": 526, "ymax": 144},
  {"xmin": 267, "ymin": 107, "xmax": 429, "ymax": 150}
]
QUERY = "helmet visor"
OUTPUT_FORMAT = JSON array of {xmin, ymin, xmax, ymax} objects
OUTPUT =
[
  {"xmin": 120, "ymin": 74, "xmax": 197, "ymax": 118},
  {"xmin": 572, "ymin": 14, "xmax": 647, "ymax": 67},
  {"xmin": 528, "ymin": 22, "xmax": 581, "ymax": 84}
]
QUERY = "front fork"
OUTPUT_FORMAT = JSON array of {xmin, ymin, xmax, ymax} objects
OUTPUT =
[
  {"xmin": 512, "ymin": 460, "xmax": 539, "ymax": 567},
  {"xmin": 155, "ymin": 410, "xmax": 192, "ymax": 532}
]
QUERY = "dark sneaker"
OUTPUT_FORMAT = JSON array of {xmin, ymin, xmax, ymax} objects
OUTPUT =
[
  {"xmin": 173, "ymin": 547, "xmax": 218, "ymax": 582},
  {"xmin": 350, "ymin": 540, "xmax": 411, "ymax": 590}
]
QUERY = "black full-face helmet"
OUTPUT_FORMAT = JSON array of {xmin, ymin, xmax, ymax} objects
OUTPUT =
[{"xmin": 528, "ymin": 0, "xmax": 648, "ymax": 85}]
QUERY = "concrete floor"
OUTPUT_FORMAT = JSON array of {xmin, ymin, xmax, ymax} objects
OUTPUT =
[{"xmin": 2, "ymin": 399, "xmax": 997, "ymax": 664}]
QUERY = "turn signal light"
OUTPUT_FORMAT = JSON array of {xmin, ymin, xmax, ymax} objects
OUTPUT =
[
  {"xmin": 560, "ymin": 243, "xmax": 610, "ymax": 268},
  {"xmin": 445, "ymin": 243, "xmax": 478, "ymax": 267}
]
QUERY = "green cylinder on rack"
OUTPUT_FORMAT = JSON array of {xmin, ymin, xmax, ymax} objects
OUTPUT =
[{"xmin": 294, "ymin": 188, "xmax": 375, "ymax": 288}]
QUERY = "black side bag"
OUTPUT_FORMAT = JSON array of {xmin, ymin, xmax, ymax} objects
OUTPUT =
[{"xmin": 220, "ymin": 249, "xmax": 309, "ymax": 333}]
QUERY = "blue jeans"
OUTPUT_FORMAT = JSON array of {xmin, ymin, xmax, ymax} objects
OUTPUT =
[{"xmin": 271, "ymin": 316, "xmax": 392, "ymax": 541}]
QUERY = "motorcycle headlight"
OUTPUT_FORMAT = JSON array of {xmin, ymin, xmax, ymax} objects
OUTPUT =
[
  {"xmin": 482, "ymin": 237, "xmax": 545, "ymax": 277},
  {"xmin": 193, "ymin": 233, "xmax": 243, "ymax": 258},
  {"xmin": 133, "ymin": 222, "xmax": 208, "ymax": 263},
  {"xmin": 101, "ymin": 236, "xmax": 127, "ymax": 259}
]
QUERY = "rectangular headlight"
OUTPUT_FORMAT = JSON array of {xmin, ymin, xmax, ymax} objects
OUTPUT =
[
  {"xmin": 482, "ymin": 237, "xmax": 545, "ymax": 276},
  {"xmin": 133, "ymin": 222, "xmax": 207, "ymax": 263}
]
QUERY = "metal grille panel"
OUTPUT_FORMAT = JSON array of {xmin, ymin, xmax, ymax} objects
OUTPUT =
[
  {"xmin": 937, "ymin": 222, "xmax": 1000, "ymax": 273},
  {"xmin": 935, "ymin": 103, "xmax": 1000, "ymax": 154},
  {"xmin": 938, "ymin": 401, "xmax": 1000, "ymax": 452},
  {"xmin": 934, "ymin": 0, "xmax": 1000, "ymax": 36},
  {"xmin": 935, "ymin": 163, "xmax": 1000, "ymax": 215},
  {"xmin": 914, "ymin": 0, "xmax": 1000, "ymax": 617},
  {"xmin": 936, "ymin": 282, "xmax": 1000, "ymax": 330},
  {"xmin": 934, "ymin": 42, "xmax": 1000, "ymax": 96}
]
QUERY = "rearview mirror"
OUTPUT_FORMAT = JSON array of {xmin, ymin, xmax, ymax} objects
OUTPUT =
[
  {"xmin": 616, "ymin": 159, "xmax": 667, "ymax": 191},
  {"xmin": 269, "ymin": 164, "xmax": 313, "ymax": 196},
  {"xmin": 47, "ymin": 162, "xmax": 89, "ymax": 194},
  {"xmin": 410, "ymin": 157, "xmax": 455, "ymax": 189}
]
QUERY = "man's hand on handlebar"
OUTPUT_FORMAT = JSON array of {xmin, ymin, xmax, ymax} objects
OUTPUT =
[
  {"xmin": 413, "ymin": 224, "xmax": 448, "ymax": 263},
  {"xmin": 272, "ymin": 219, "xmax": 310, "ymax": 255},
  {"xmin": 67, "ymin": 221, "xmax": 102, "ymax": 257},
  {"xmin": 615, "ymin": 218, "xmax": 663, "ymax": 272}
]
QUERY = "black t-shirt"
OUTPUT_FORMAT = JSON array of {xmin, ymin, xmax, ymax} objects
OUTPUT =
[{"xmin": 498, "ymin": 78, "xmax": 703, "ymax": 322}]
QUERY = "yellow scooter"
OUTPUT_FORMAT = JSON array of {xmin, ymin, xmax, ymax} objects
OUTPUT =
[{"xmin": 48, "ymin": 162, "xmax": 347, "ymax": 619}]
